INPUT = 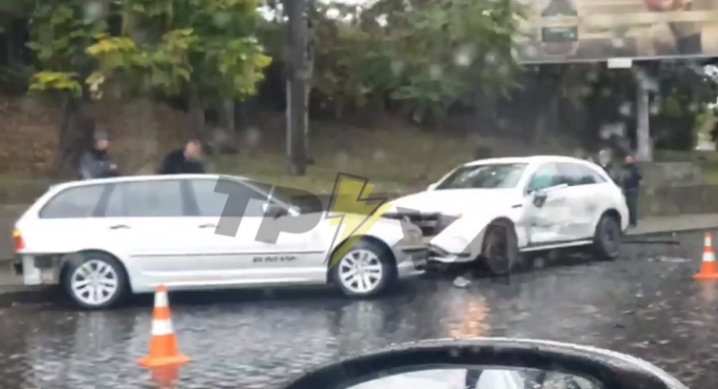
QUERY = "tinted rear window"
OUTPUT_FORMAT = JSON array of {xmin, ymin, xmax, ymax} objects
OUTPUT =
[
  {"xmin": 105, "ymin": 180, "xmax": 184, "ymax": 217},
  {"xmin": 39, "ymin": 185, "xmax": 106, "ymax": 219}
]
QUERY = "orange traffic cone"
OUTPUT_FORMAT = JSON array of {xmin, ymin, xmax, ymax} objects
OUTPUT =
[
  {"xmin": 694, "ymin": 232, "xmax": 718, "ymax": 280},
  {"xmin": 138, "ymin": 285, "xmax": 191, "ymax": 368}
]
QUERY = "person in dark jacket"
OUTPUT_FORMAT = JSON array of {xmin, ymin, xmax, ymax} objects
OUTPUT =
[
  {"xmin": 621, "ymin": 154, "xmax": 642, "ymax": 228},
  {"xmin": 79, "ymin": 131, "xmax": 118, "ymax": 180},
  {"xmin": 158, "ymin": 139, "xmax": 205, "ymax": 174}
]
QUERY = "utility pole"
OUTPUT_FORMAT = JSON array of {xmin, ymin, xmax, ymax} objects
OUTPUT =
[{"xmin": 284, "ymin": 0, "xmax": 308, "ymax": 176}]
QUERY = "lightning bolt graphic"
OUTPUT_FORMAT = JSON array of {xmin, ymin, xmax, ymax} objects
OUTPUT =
[{"xmin": 325, "ymin": 173, "xmax": 393, "ymax": 269}]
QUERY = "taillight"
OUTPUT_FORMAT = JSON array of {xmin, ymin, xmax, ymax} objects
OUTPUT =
[{"xmin": 13, "ymin": 229, "xmax": 24, "ymax": 252}]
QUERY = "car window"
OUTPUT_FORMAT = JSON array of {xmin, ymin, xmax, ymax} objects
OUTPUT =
[
  {"xmin": 559, "ymin": 163, "xmax": 606, "ymax": 186},
  {"xmin": 435, "ymin": 163, "xmax": 527, "ymax": 190},
  {"xmin": 105, "ymin": 180, "xmax": 183, "ymax": 217},
  {"xmin": 526, "ymin": 163, "xmax": 563, "ymax": 192},
  {"xmin": 39, "ymin": 185, "xmax": 106, "ymax": 219},
  {"xmin": 189, "ymin": 178, "xmax": 269, "ymax": 217}
]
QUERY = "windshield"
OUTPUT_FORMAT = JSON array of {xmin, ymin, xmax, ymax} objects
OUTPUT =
[{"xmin": 435, "ymin": 163, "xmax": 528, "ymax": 190}]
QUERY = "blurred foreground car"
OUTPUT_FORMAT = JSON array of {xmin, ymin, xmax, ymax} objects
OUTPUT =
[
  {"xmin": 384, "ymin": 156, "xmax": 629, "ymax": 274},
  {"xmin": 12, "ymin": 174, "xmax": 427, "ymax": 309},
  {"xmin": 281, "ymin": 338, "xmax": 689, "ymax": 389}
]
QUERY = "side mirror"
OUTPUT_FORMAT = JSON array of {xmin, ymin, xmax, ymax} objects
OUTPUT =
[
  {"xmin": 262, "ymin": 203, "xmax": 288, "ymax": 219},
  {"xmin": 532, "ymin": 191, "xmax": 548, "ymax": 207}
]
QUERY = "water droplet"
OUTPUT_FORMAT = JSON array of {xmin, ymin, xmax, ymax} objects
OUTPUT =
[
  {"xmin": 335, "ymin": 150, "xmax": 349, "ymax": 170},
  {"xmin": 373, "ymin": 149, "xmax": 385, "ymax": 161},
  {"xmin": 485, "ymin": 52, "xmax": 497, "ymax": 64},
  {"xmin": 214, "ymin": 12, "xmax": 232, "ymax": 27},
  {"xmin": 391, "ymin": 60, "xmax": 404, "ymax": 76},
  {"xmin": 454, "ymin": 45, "xmax": 475, "ymax": 67},
  {"xmin": 619, "ymin": 102, "xmax": 632, "ymax": 116},
  {"xmin": 245, "ymin": 127, "xmax": 262, "ymax": 148},
  {"xmin": 84, "ymin": 1, "xmax": 104, "ymax": 22},
  {"xmin": 429, "ymin": 64, "xmax": 443, "ymax": 80}
]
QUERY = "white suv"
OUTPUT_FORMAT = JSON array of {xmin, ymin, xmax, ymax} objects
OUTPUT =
[
  {"xmin": 12, "ymin": 174, "xmax": 427, "ymax": 309},
  {"xmin": 384, "ymin": 156, "xmax": 629, "ymax": 274}
]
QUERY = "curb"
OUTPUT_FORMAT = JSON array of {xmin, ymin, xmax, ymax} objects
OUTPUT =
[
  {"xmin": 626, "ymin": 226, "xmax": 718, "ymax": 238},
  {"xmin": 0, "ymin": 286, "xmax": 56, "ymax": 307}
]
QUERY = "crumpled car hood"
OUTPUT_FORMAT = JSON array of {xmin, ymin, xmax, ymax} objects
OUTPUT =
[
  {"xmin": 387, "ymin": 189, "xmax": 522, "ymax": 256},
  {"xmin": 387, "ymin": 188, "xmax": 519, "ymax": 215}
]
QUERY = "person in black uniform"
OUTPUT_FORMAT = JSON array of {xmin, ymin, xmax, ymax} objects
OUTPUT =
[
  {"xmin": 620, "ymin": 154, "xmax": 642, "ymax": 228},
  {"xmin": 158, "ymin": 139, "xmax": 205, "ymax": 174}
]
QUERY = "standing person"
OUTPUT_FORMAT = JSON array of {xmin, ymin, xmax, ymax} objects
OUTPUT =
[
  {"xmin": 158, "ymin": 139, "xmax": 205, "ymax": 174},
  {"xmin": 79, "ymin": 131, "xmax": 118, "ymax": 180},
  {"xmin": 621, "ymin": 155, "xmax": 642, "ymax": 228}
]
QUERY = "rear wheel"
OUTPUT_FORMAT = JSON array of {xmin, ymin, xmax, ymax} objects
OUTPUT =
[
  {"xmin": 331, "ymin": 240, "xmax": 395, "ymax": 297},
  {"xmin": 62, "ymin": 252, "xmax": 127, "ymax": 309},
  {"xmin": 592, "ymin": 214, "xmax": 622, "ymax": 261}
]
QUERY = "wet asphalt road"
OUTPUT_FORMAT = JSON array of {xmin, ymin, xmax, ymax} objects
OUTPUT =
[{"xmin": 0, "ymin": 231, "xmax": 715, "ymax": 389}]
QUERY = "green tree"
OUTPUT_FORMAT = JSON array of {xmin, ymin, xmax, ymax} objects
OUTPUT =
[{"xmin": 84, "ymin": 0, "xmax": 272, "ymax": 139}]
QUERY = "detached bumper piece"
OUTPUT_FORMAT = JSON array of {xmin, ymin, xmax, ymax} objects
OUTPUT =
[
  {"xmin": 427, "ymin": 244, "xmax": 473, "ymax": 264},
  {"xmin": 401, "ymin": 245, "xmax": 429, "ymax": 270}
]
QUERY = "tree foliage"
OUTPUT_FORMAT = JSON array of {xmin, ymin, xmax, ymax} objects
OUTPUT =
[
  {"xmin": 26, "ymin": 0, "xmax": 272, "ymax": 105},
  {"xmin": 260, "ymin": 0, "xmax": 522, "ymax": 122}
]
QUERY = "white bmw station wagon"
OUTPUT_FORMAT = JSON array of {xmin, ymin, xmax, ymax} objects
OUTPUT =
[{"xmin": 12, "ymin": 174, "xmax": 427, "ymax": 309}]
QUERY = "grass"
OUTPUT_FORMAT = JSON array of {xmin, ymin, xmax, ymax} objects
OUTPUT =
[
  {"xmin": 210, "ymin": 127, "xmax": 473, "ymax": 195},
  {"xmin": 653, "ymin": 149, "xmax": 718, "ymax": 184},
  {"xmin": 0, "ymin": 120, "xmax": 577, "ymax": 203}
]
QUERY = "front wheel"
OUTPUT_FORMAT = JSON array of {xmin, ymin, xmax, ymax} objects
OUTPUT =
[
  {"xmin": 481, "ymin": 221, "xmax": 521, "ymax": 276},
  {"xmin": 330, "ymin": 240, "xmax": 396, "ymax": 298},
  {"xmin": 592, "ymin": 214, "xmax": 622, "ymax": 261},
  {"xmin": 62, "ymin": 252, "xmax": 128, "ymax": 309}
]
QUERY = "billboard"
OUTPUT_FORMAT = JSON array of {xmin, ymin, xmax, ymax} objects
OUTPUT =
[{"xmin": 513, "ymin": 0, "xmax": 718, "ymax": 63}]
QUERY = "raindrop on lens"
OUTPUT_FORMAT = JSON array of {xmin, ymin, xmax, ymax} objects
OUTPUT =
[
  {"xmin": 524, "ymin": 46, "xmax": 538, "ymax": 58},
  {"xmin": 485, "ymin": 52, "xmax": 497, "ymax": 64},
  {"xmin": 84, "ymin": 1, "xmax": 104, "ymax": 22},
  {"xmin": 373, "ymin": 149, "xmax": 385, "ymax": 161},
  {"xmin": 245, "ymin": 127, "xmax": 262, "ymax": 148},
  {"xmin": 326, "ymin": 7, "xmax": 340, "ymax": 19},
  {"xmin": 619, "ymin": 102, "xmax": 632, "ymax": 116},
  {"xmin": 391, "ymin": 60, "xmax": 404, "ymax": 76},
  {"xmin": 454, "ymin": 45, "xmax": 475, "ymax": 67},
  {"xmin": 429, "ymin": 64, "xmax": 443, "ymax": 80},
  {"xmin": 214, "ymin": 12, "xmax": 232, "ymax": 27},
  {"xmin": 335, "ymin": 151, "xmax": 349, "ymax": 170}
]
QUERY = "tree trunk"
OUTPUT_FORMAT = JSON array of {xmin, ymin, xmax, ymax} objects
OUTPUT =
[
  {"xmin": 55, "ymin": 95, "xmax": 94, "ymax": 178},
  {"xmin": 188, "ymin": 86, "xmax": 205, "ymax": 142},
  {"xmin": 285, "ymin": 0, "xmax": 308, "ymax": 176}
]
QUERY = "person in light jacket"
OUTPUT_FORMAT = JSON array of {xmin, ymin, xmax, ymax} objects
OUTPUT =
[{"xmin": 79, "ymin": 131, "xmax": 118, "ymax": 180}]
